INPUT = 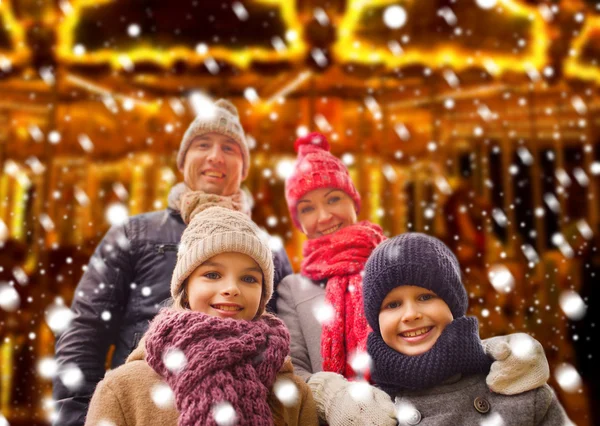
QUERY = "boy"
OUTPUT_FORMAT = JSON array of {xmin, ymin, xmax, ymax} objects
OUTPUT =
[{"xmin": 362, "ymin": 233, "xmax": 573, "ymax": 426}]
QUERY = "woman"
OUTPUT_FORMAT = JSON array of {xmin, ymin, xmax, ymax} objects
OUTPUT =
[{"xmin": 277, "ymin": 132, "xmax": 551, "ymax": 425}]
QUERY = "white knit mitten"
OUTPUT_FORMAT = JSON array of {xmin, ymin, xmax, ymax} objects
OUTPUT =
[
  {"xmin": 307, "ymin": 372, "xmax": 397, "ymax": 426},
  {"xmin": 483, "ymin": 333, "xmax": 550, "ymax": 395}
]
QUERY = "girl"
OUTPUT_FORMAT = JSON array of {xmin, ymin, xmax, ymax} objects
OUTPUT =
[
  {"xmin": 85, "ymin": 201, "xmax": 317, "ymax": 426},
  {"xmin": 361, "ymin": 233, "xmax": 572, "ymax": 425},
  {"xmin": 277, "ymin": 132, "xmax": 551, "ymax": 425}
]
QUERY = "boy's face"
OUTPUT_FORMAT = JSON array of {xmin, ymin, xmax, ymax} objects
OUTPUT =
[
  {"xmin": 379, "ymin": 285, "xmax": 453, "ymax": 356},
  {"xmin": 186, "ymin": 252, "xmax": 263, "ymax": 320}
]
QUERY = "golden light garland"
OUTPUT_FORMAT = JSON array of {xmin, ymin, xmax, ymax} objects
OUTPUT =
[
  {"xmin": 57, "ymin": 0, "xmax": 307, "ymax": 70},
  {"xmin": 333, "ymin": 0, "xmax": 550, "ymax": 76},
  {"xmin": 0, "ymin": 162, "xmax": 30, "ymax": 243},
  {"xmin": 564, "ymin": 16, "xmax": 600, "ymax": 85},
  {"xmin": 0, "ymin": 1, "xmax": 30, "ymax": 68}
]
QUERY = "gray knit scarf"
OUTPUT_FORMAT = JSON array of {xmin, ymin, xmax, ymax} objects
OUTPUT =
[{"xmin": 368, "ymin": 316, "xmax": 492, "ymax": 394}]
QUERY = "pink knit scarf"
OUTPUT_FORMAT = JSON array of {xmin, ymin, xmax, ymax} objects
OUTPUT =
[
  {"xmin": 301, "ymin": 221, "xmax": 386, "ymax": 378},
  {"xmin": 145, "ymin": 309, "xmax": 290, "ymax": 426}
]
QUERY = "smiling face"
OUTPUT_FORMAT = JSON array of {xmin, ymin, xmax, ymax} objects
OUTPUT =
[
  {"xmin": 185, "ymin": 252, "xmax": 263, "ymax": 321},
  {"xmin": 296, "ymin": 187, "xmax": 358, "ymax": 239},
  {"xmin": 378, "ymin": 285, "xmax": 454, "ymax": 356},
  {"xmin": 182, "ymin": 132, "xmax": 243, "ymax": 196}
]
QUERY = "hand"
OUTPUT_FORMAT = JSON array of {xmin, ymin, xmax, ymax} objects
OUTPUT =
[
  {"xmin": 308, "ymin": 372, "xmax": 397, "ymax": 426},
  {"xmin": 483, "ymin": 333, "xmax": 550, "ymax": 395}
]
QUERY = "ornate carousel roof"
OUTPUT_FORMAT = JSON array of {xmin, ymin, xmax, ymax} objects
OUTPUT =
[
  {"xmin": 333, "ymin": 0, "xmax": 550, "ymax": 76},
  {"xmin": 0, "ymin": 0, "xmax": 597, "ymax": 88},
  {"xmin": 57, "ymin": 0, "xmax": 306, "ymax": 70}
]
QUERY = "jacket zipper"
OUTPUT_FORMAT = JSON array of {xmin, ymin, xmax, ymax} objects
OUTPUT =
[{"xmin": 156, "ymin": 244, "xmax": 178, "ymax": 254}]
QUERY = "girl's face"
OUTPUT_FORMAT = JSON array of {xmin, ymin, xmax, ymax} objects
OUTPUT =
[
  {"xmin": 296, "ymin": 187, "xmax": 357, "ymax": 240},
  {"xmin": 186, "ymin": 252, "xmax": 263, "ymax": 320},
  {"xmin": 378, "ymin": 285, "xmax": 453, "ymax": 356}
]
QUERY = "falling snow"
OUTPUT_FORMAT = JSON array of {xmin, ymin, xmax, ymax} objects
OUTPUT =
[
  {"xmin": 151, "ymin": 382, "xmax": 175, "ymax": 409},
  {"xmin": 1, "ymin": 2, "xmax": 599, "ymax": 424},
  {"xmin": 0, "ymin": 283, "xmax": 20, "ymax": 312},
  {"xmin": 162, "ymin": 348, "xmax": 187, "ymax": 374},
  {"xmin": 273, "ymin": 378, "xmax": 300, "ymax": 407},
  {"xmin": 212, "ymin": 402, "xmax": 237, "ymax": 426}
]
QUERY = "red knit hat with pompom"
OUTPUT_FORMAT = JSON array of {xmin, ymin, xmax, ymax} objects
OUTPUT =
[{"xmin": 285, "ymin": 132, "xmax": 361, "ymax": 229}]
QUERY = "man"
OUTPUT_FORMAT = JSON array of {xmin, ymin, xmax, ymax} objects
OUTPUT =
[{"xmin": 52, "ymin": 99, "xmax": 293, "ymax": 425}]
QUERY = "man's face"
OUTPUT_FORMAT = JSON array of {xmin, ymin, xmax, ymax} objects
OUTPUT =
[{"xmin": 183, "ymin": 132, "xmax": 244, "ymax": 196}]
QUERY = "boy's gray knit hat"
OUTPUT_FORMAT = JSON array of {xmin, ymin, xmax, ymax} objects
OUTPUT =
[{"xmin": 363, "ymin": 233, "xmax": 468, "ymax": 333}]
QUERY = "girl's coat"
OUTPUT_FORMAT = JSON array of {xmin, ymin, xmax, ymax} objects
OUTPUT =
[{"xmin": 85, "ymin": 341, "xmax": 317, "ymax": 426}]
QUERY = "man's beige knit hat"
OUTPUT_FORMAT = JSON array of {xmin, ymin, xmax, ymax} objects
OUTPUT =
[
  {"xmin": 171, "ymin": 206, "xmax": 274, "ymax": 317},
  {"xmin": 177, "ymin": 98, "xmax": 250, "ymax": 179}
]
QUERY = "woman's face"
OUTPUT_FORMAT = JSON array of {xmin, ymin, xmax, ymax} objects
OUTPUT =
[
  {"xmin": 296, "ymin": 187, "xmax": 358, "ymax": 239},
  {"xmin": 186, "ymin": 252, "xmax": 263, "ymax": 320}
]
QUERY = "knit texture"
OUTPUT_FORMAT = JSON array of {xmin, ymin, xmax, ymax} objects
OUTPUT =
[
  {"xmin": 483, "ymin": 333, "xmax": 551, "ymax": 395},
  {"xmin": 171, "ymin": 206, "xmax": 274, "ymax": 317},
  {"xmin": 285, "ymin": 132, "xmax": 361, "ymax": 229},
  {"xmin": 177, "ymin": 98, "xmax": 249, "ymax": 178},
  {"xmin": 307, "ymin": 372, "xmax": 397, "ymax": 426},
  {"xmin": 167, "ymin": 182, "xmax": 252, "ymax": 223},
  {"xmin": 301, "ymin": 221, "xmax": 386, "ymax": 378},
  {"xmin": 363, "ymin": 233, "xmax": 467, "ymax": 334},
  {"xmin": 368, "ymin": 316, "xmax": 492, "ymax": 393},
  {"xmin": 145, "ymin": 309, "xmax": 290, "ymax": 426}
]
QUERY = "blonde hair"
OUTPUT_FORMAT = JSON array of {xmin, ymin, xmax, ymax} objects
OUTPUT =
[{"xmin": 171, "ymin": 279, "xmax": 189, "ymax": 311}]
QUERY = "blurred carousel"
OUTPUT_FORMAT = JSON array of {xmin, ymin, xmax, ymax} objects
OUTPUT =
[{"xmin": 0, "ymin": 0, "xmax": 599, "ymax": 424}]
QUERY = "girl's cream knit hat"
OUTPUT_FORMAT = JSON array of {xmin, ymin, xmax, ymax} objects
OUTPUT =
[{"xmin": 171, "ymin": 205, "xmax": 274, "ymax": 316}]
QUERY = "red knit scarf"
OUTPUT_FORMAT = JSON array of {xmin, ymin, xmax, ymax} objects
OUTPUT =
[
  {"xmin": 145, "ymin": 309, "xmax": 290, "ymax": 426},
  {"xmin": 301, "ymin": 221, "xmax": 386, "ymax": 378}
]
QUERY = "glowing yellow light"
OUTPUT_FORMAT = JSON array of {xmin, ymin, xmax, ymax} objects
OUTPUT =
[
  {"xmin": 10, "ymin": 169, "xmax": 31, "ymax": 243},
  {"xmin": 0, "ymin": 2, "xmax": 30, "ymax": 67},
  {"xmin": 65, "ymin": 73, "xmax": 162, "ymax": 113},
  {"xmin": 333, "ymin": 0, "xmax": 549, "ymax": 75},
  {"xmin": 1, "ymin": 335, "xmax": 15, "ymax": 412},
  {"xmin": 564, "ymin": 17, "xmax": 600, "ymax": 84},
  {"xmin": 57, "ymin": 0, "xmax": 306, "ymax": 70}
]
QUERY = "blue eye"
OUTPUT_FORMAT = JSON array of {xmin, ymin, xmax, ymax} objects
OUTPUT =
[
  {"xmin": 328, "ymin": 196, "xmax": 341, "ymax": 204},
  {"xmin": 241, "ymin": 275, "xmax": 259, "ymax": 284},
  {"xmin": 204, "ymin": 272, "xmax": 220, "ymax": 279},
  {"xmin": 419, "ymin": 294, "xmax": 435, "ymax": 302},
  {"xmin": 193, "ymin": 142, "xmax": 210, "ymax": 150},
  {"xmin": 386, "ymin": 301, "xmax": 401, "ymax": 309},
  {"xmin": 300, "ymin": 206, "xmax": 313, "ymax": 214}
]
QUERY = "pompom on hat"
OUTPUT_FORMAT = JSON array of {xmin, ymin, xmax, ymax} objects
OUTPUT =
[
  {"xmin": 284, "ymin": 132, "xmax": 361, "ymax": 229},
  {"xmin": 177, "ymin": 98, "xmax": 250, "ymax": 179},
  {"xmin": 363, "ymin": 233, "xmax": 468, "ymax": 334}
]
